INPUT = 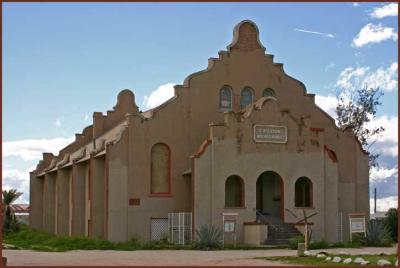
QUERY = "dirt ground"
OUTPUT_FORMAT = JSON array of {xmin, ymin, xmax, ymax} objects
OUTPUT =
[{"xmin": 3, "ymin": 246, "xmax": 397, "ymax": 266}]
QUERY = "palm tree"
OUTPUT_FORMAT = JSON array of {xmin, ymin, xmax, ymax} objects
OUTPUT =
[{"xmin": 2, "ymin": 189, "xmax": 22, "ymax": 232}]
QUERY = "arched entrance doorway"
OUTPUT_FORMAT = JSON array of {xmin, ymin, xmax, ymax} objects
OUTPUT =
[{"xmin": 256, "ymin": 171, "xmax": 284, "ymax": 221}]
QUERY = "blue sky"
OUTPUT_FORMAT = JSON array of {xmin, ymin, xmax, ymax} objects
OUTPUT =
[{"xmin": 3, "ymin": 2, "xmax": 398, "ymax": 210}]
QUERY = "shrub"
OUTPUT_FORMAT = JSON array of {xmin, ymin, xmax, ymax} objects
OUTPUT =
[
  {"xmin": 193, "ymin": 224, "xmax": 223, "ymax": 250},
  {"xmin": 308, "ymin": 239, "xmax": 330, "ymax": 249},
  {"xmin": 362, "ymin": 220, "xmax": 393, "ymax": 247},
  {"xmin": 115, "ymin": 237, "xmax": 141, "ymax": 250},
  {"xmin": 332, "ymin": 240, "xmax": 362, "ymax": 248},
  {"xmin": 3, "ymin": 216, "xmax": 20, "ymax": 233},
  {"xmin": 384, "ymin": 208, "xmax": 398, "ymax": 242},
  {"xmin": 288, "ymin": 235, "xmax": 304, "ymax": 250},
  {"xmin": 159, "ymin": 232, "xmax": 169, "ymax": 244}
]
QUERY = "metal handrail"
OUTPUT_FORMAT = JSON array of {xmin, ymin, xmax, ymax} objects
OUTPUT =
[{"xmin": 255, "ymin": 209, "xmax": 279, "ymax": 232}]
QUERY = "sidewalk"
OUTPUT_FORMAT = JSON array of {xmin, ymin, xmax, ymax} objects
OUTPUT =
[{"xmin": 3, "ymin": 246, "xmax": 397, "ymax": 266}]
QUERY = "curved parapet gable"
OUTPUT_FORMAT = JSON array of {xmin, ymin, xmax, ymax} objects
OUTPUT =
[
  {"xmin": 46, "ymin": 88, "xmax": 139, "ymax": 164},
  {"xmin": 113, "ymin": 89, "xmax": 139, "ymax": 113},
  {"xmin": 227, "ymin": 20, "xmax": 266, "ymax": 52}
]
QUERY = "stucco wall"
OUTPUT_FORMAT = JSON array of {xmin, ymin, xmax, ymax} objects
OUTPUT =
[
  {"xmin": 30, "ymin": 20, "xmax": 369, "ymax": 243},
  {"xmin": 125, "ymin": 113, "xmax": 192, "ymax": 242},
  {"xmin": 43, "ymin": 173, "xmax": 57, "ymax": 234},
  {"xmin": 29, "ymin": 174, "xmax": 44, "ymax": 230},
  {"xmin": 56, "ymin": 167, "xmax": 71, "ymax": 235},
  {"xmin": 91, "ymin": 155, "xmax": 105, "ymax": 239},
  {"xmin": 72, "ymin": 163, "xmax": 88, "ymax": 237},
  {"xmin": 323, "ymin": 149, "xmax": 339, "ymax": 242},
  {"xmin": 107, "ymin": 129, "xmax": 128, "ymax": 242},
  {"xmin": 243, "ymin": 224, "xmax": 268, "ymax": 246},
  {"xmin": 194, "ymin": 137, "xmax": 340, "ymax": 242}
]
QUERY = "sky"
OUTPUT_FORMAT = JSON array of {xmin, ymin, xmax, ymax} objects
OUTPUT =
[{"xmin": 3, "ymin": 2, "xmax": 398, "ymax": 212}]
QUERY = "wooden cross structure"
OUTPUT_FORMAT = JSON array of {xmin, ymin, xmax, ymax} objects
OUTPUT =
[{"xmin": 286, "ymin": 208, "xmax": 318, "ymax": 250}]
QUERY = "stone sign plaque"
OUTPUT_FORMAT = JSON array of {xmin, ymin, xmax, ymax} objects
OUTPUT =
[
  {"xmin": 348, "ymin": 213, "xmax": 366, "ymax": 242},
  {"xmin": 349, "ymin": 217, "xmax": 366, "ymax": 233},
  {"xmin": 254, "ymin": 125, "xmax": 287, "ymax": 143},
  {"xmin": 224, "ymin": 220, "xmax": 236, "ymax": 233},
  {"xmin": 350, "ymin": 219, "xmax": 365, "ymax": 232}
]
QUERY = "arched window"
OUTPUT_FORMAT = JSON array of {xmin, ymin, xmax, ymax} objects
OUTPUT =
[
  {"xmin": 262, "ymin": 88, "xmax": 276, "ymax": 98},
  {"xmin": 151, "ymin": 143, "xmax": 170, "ymax": 194},
  {"xmin": 295, "ymin": 177, "xmax": 313, "ymax": 207},
  {"xmin": 219, "ymin": 86, "xmax": 232, "ymax": 111},
  {"xmin": 240, "ymin": 87, "xmax": 254, "ymax": 109},
  {"xmin": 225, "ymin": 175, "xmax": 244, "ymax": 207}
]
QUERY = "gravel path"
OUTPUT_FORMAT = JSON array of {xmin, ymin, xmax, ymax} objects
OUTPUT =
[{"xmin": 3, "ymin": 246, "xmax": 397, "ymax": 266}]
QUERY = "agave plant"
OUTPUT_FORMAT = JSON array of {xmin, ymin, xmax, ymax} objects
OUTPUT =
[
  {"xmin": 362, "ymin": 219, "xmax": 392, "ymax": 247},
  {"xmin": 194, "ymin": 224, "xmax": 223, "ymax": 250}
]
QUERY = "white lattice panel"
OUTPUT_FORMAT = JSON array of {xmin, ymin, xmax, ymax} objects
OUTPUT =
[{"xmin": 150, "ymin": 218, "xmax": 168, "ymax": 241}]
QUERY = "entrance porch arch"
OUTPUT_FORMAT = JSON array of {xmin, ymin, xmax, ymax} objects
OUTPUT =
[{"xmin": 256, "ymin": 171, "xmax": 284, "ymax": 221}]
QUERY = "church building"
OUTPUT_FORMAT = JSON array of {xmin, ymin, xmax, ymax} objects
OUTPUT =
[{"xmin": 30, "ymin": 20, "xmax": 369, "ymax": 245}]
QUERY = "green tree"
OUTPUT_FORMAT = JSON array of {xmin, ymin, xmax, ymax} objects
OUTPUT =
[
  {"xmin": 384, "ymin": 208, "xmax": 398, "ymax": 242},
  {"xmin": 2, "ymin": 189, "xmax": 23, "ymax": 233},
  {"xmin": 336, "ymin": 86, "xmax": 385, "ymax": 167}
]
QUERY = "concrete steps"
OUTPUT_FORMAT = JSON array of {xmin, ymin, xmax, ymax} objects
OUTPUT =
[
  {"xmin": 264, "ymin": 222, "xmax": 302, "ymax": 246},
  {"xmin": 255, "ymin": 211, "xmax": 302, "ymax": 246}
]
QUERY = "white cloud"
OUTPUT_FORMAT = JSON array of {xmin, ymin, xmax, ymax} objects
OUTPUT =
[
  {"xmin": 315, "ymin": 94, "xmax": 338, "ymax": 118},
  {"xmin": 142, "ymin": 83, "xmax": 176, "ymax": 110},
  {"xmin": 335, "ymin": 62, "xmax": 398, "ymax": 92},
  {"xmin": 370, "ymin": 196, "xmax": 398, "ymax": 213},
  {"xmin": 3, "ymin": 136, "xmax": 75, "ymax": 203},
  {"xmin": 324, "ymin": 62, "xmax": 336, "ymax": 72},
  {"xmin": 336, "ymin": 66, "xmax": 369, "ymax": 90},
  {"xmin": 3, "ymin": 166, "xmax": 35, "ymax": 204},
  {"xmin": 294, "ymin": 28, "xmax": 334, "ymax": 38},
  {"xmin": 366, "ymin": 115, "xmax": 398, "ymax": 157},
  {"xmin": 315, "ymin": 90, "xmax": 397, "ymax": 157},
  {"xmin": 55, "ymin": 118, "xmax": 61, "ymax": 127},
  {"xmin": 370, "ymin": 3, "xmax": 398, "ymax": 19},
  {"xmin": 370, "ymin": 166, "xmax": 398, "ymax": 183},
  {"xmin": 362, "ymin": 62, "xmax": 398, "ymax": 92},
  {"xmin": 84, "ymin": 114, "xmax": 89, "ymax": 121},
  {"xmin": 352, "ymin": 23, "xmax": 397, "ymax": 47},
  {"xmin": 353, "ymin": 2, "xmax": 359, "ymax": 7},
  {"xmin": 3, "ymin": 136, "xmax": 74, "ymax": 161}
]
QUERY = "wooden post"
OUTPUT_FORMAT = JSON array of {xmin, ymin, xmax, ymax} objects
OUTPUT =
[
  {"xmin": 304, "ymin": 223, "xmax": 308, "ymax": 250},
  {"xmin": 303, "ymin": 209, "xmax": 308, "ymax": 250},
  {"xmin": 286, "ymin": 208, "xmax": 318, "ymax": 252}
]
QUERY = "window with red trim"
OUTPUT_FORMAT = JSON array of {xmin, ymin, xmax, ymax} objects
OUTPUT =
[
  {"xmin": 295, "ymin": 177, "xmax": 313, "ymax": 207},
  {"xmin": 151, "ymin": 143, "xmax": 171, "ymax": 194},
  {"xmin": 225, "ymin": 175, "xmax": 244, "ymax": 207}
]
